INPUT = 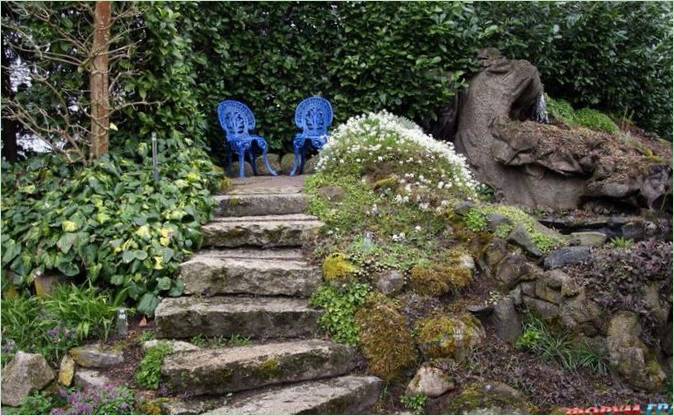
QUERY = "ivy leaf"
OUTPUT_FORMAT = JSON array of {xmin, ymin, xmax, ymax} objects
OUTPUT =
[
  {"xmin": 122, "ymin": 250, "xmax": 136, "ymax": 264},
  {"xmin": 57, "ymin": 233, "xmax": 78, "ymax": 254},
  {"xmin": 137, "ymin": 293, "xmax": 160, "ymax": 316},
  {"xmin": 133, "ymin": 250, "xmax": 148, "ymax": 261},
  {"xmin": 156, "ymin": 277, "xmax": 171, "ymax": 291}
]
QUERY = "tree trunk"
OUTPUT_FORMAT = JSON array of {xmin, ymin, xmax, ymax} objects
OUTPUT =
[{"xmin": 89, "ymin": 1, "xmax": 111, "ymax": 161}]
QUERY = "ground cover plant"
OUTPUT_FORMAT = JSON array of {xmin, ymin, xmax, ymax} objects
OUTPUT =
[{"xmin": 1, "ymin": 139, "xmax": 224, "ymax": 316}]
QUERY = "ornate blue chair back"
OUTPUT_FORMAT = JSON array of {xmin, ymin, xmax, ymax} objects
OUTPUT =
[
  {"xmin": 294, "ymin": 97, "xmax": 333, "ymax": 137},
  {"xmin": 217, "ymin": 100, "xmax": 256, "ymax": 142}
]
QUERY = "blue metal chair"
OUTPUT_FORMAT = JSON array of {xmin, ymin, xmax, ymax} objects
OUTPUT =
[
  {"xmin": 217, "ymin": 100, "xmax": 278, "ymax": 178},
  {"xmin": 290, "ymin": 96, "xmax": 333, "ymax": 176}
]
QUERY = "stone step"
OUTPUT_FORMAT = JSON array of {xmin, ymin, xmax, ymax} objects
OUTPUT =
[
  {"xmin": 214, "ymin": 193, "xmax": 308, "ymax": 217},
  {"xmin": 202, "ymin": 214, "xmax": 324, "ymax": 248},
  {"xmin": 206, "ymin": 376, "xmax": 383, "ymax": 415},
  {"xmin": 154, "ymin": 296, "xmax": 321, "ymax": 340},
  {"xmin": 161, "ymin": 340, "xmax": 357, "ymax": 397},
  {"xmin": 180, "ymin": 249, "xmax": 321, "ymax": 298}
]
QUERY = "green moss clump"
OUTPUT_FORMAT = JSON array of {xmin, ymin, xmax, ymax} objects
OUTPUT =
[
  {"xmin": 479, "ymin": 205, "xmax": 565, "ymax": 254},
  {"xmin": 547, "ymin": 96, "xmax": 576, "ymax": 126},
  {"xmin": 322, "ymin": 253, "xmax": 359, "ymax": 284},
  {"xmin": 415, "ymin": 314, "xmax": 485, "ymax": 360},
  {"xmin": 409, "ymin": 252, "xmax": 473, "ymax": 296},
  {"xmin": 372, "ymin": 176, "xmax": 399, "ymax": 192},
  {"xmin": 256, "ymin": 358, "xmax": 282, "ymax": 379},
  {"xmin": 355, "ymin": 293, "xmax": 417, "ymax": 381}
]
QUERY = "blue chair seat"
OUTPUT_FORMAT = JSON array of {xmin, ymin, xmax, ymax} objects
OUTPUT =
[{"xmin": 217, "ymin": 100, "xmax": 277, "ymax": 178}]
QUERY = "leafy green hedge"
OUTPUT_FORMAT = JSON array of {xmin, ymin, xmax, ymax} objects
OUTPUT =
[
  {"xmin": 118, "ymin": 1, "xmax": 671, "ymax": 150},
  {"xmin": 1, "ymin": 139, "xmax": 224, "ymax": 315}
]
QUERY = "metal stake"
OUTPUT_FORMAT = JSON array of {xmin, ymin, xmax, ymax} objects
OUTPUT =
[{"xmin": 151, "ymin": 132, "xmax": 159, "ymax": 182}]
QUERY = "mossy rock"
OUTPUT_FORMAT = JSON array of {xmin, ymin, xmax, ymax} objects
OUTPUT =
[
  {"xmin": 446, "ymin": 382, "xmax": 532, "ymax": 414},
  {"xmin": 322, "ymin": 253, "xmax": 359, "ymax": 284},
  {"xmin": 355, "ymin": 293, "xmax": 417, "ymax": 381},
  {"xmin": 415, "ymin": 313, "xmax": 485, "ymax": 360},
  {"xmin": 371, "ymin": 176, "xmax": 399, "ymax": 192}
]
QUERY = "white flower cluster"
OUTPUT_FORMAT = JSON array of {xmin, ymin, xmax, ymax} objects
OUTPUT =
[{"xmin": 316, "ymin": 111, "xmax": 481, "ymax": 212}]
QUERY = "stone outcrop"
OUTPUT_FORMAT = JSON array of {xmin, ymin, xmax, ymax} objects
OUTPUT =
[
  {"xmin": 447, "ymin": 48, "xmax": 672, "ymax": 211},
  {"xmin": 1, "ymin": 352, "xmax": 55, "ymax": 406},
  {"xmin": 69, "ymin": 344, "xmax": 124, "ymax": 368}
]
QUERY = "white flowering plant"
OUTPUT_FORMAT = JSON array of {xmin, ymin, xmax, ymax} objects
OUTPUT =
[
  {"xmin": 316, "ymin": 111, "xmax": 481, "ymax": 213},
  {"xmin": 307, "ymin": 111, "xmax": 483, "ymax": 269}
]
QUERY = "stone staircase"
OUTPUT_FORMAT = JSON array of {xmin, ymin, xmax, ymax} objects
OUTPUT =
[{"xmin": 154, "ymin": 176, "xmax": 382, "ymax": 415}]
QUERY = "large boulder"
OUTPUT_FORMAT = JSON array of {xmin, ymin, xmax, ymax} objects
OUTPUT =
[
  {"xmin": 446, "ymin": 48, "xmax": 672, "ymax": 211},
  {"xmin": 606, "ymin": 311, "xmax": 666, "ymax": 392},
  {"xmin": 1, "ymin": 352, "xmax": 55, "ymax": 406},
  {"xmin": 416, "ymin": 314, "xmax": 485, "ymax": 361}
]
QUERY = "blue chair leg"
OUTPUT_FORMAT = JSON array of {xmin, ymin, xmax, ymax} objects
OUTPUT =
[
  {"xmin": 226, "ymin": 145, "xmax": 233, "ymax": 177},
  {"xmin": 261, "ymin": 147, "xmax": 277, "ymax": 176},
  {"xmin": 249, "ymin": 148, "xmax": 259, "ymax": 176},
  {"xmin": 290, "ymin": 142, "xmax": 302, "ymax": 176},
  {"xmin": 299, "ymin": 142, "xmax": 308, "ymax": 174},
  {"xmin": 237, "ymin": 151, "xmax": 245, "ymax": 178}
]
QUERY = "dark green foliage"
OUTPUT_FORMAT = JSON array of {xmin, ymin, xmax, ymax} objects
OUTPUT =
[
  {"xmin": 1, "ymin": 142, "xmax": 222, "ymax": 315},
  {"xmin": 478, "ymin": 2, "xmax": 673, "ymax": 139},
  {"xmin": 135, "ymin": 342, "xmax": 173, "ymax": 389},
  {"xmin": 1, "ymin": 286, "xmax": 119, "ymax": 364},
  {"xmin": 6, "ymin": 392, "xmax": 62, "ymax": 415}
]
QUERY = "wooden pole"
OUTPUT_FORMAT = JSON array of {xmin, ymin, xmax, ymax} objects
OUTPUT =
[{"xmin": 89, "ymin": 1, "xmax": 111, "ymax": 161}]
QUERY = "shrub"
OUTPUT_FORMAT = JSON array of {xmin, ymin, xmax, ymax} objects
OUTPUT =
[
  {"xmin": 135, "ymin": 342, "xmax": 173, "ymax": 389},
  {"xmin": 547, "ymin": 96, "xmax": 619, "ymax": 134},
  {"xmin": 516, "ymin": 314, "xmax": 608, "ymax": 374},
  {"xmin": 415, "ymin": 314, "xmax": 485, "ymax": 361},
  {"xmin": 1, "ymin": 285, "xmax": 119, "ymax": 364},
  {"xmin": 309, "ymin": 283, "xmax": 371, "ymax": 346},
  {"xmin": 355, "ymin": 293, "xmax": 416, "ymax": 381},
  {"xmin": 317, "ymin": 111, "xmax": 480, "ymax": 208},
  {"xmin": 1, "ymin": 142, "xmax": 222, "ymax": 315},
  {"xmin": 573, "ymin": 108, "xmax": 619, "ymax": 134}
]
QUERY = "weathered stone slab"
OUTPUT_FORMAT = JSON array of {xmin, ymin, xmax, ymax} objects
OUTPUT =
[
  {"xmin": 214, "ymin": 193, "xmax": 308, "ymax": 217},
  {"xmin": 58, "ymin": 354, "xmax": 75, "ymax": 386},
  {"xmin": 207, "ymin": 376, "xmax": 382, "ymax": 415},
  {"xmin": 155, "ymin": 296, "xmax": 321, "ymax": 339},
  {"xmin": 228, "ymin": 175, "xmax": 307, "ymax": 195},
  {"xmin": 73, "ymin": 369, "xmax": 111, "ymax": 390},
  {"xmin": 569, "ymin": 231, "xmax": 607, "ymax": 247},
  {"xmin": 161, "ymin": 340, "xmax": 356, "ymax": 396},
  {"xmin": 1, "ymin": 352, "xmax": 55, "ymax": 406},
  {"xmin": 179, "ymin": 249, "xmax": 321, "ymax": 297},
  {"xmin": 69, "ymin": 344, "xmax": 124, "ymax": 368},
  {"xmin": 202, "ymin": 214, "xmax": 324, "ymax": 248},
  {"xmin": 543, "ymin": 246, "xmax": 591, "ymax": 269},
  {"xmin": 142, "ymin": 340, "xmax": 200, "ymax": 353}
]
